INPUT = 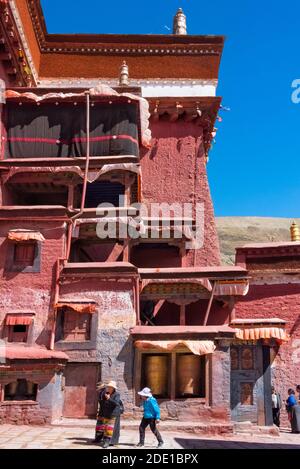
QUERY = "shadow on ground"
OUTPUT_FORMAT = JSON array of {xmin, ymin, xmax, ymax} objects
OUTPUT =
[
  {"xmin": 67, "ymin": 437, "xmax": 136, "ymax": 448},
  {"xmin": 67, "ymin": 438, "xmax": 95, "ymax": 446},
  {"xmin": 174, "ymin": 438, "xmax": 300, "ymax": 449}
]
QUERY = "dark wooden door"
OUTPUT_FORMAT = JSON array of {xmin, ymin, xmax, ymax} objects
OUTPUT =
[
  {"xmin": 63, "ymin": 363, "xmax": 100, "ymax": 418},
  {"xmin": 230, "ymin": 344, "xmax": 265, "ymax": 424}
]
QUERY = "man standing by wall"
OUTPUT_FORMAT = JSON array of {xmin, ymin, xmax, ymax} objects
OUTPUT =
[{"xmin": 272, "ymin": 386, "xmax": 282, "ymax": 427}]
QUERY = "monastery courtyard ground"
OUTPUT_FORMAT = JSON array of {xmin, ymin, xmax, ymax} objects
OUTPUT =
[{"xmin": 0, "ymin": 424, "xmax": 300, "ymax": 449}]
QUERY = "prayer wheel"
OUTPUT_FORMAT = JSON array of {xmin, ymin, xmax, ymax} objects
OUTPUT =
[
  {"xmin": 5, "ymin": 381, "xmax": 17, "ymax": 397},
  {"xmin": 144, "ymin": 355, "xmax": 168, "ymax": 397},
  {"xmin": 26, "ymin": 381, "xmax": 35, "ymax": 397},
  {"xmin": 176, "ymin": 354, "xmax": 201, "ymax": 396}
]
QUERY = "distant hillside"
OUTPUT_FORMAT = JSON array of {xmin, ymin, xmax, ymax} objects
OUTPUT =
[{"xmin": 216, "ymin": 217, "xmax": 300, "ymax": 265}]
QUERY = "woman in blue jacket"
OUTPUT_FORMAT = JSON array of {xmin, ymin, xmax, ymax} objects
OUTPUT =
[
  {"xmin": 136, "ymin": 387, "xmax": 164, "ymax": 448},
  {"xmin": 286, "ymin": 388, "xmax": 300, "ymax": 433}
]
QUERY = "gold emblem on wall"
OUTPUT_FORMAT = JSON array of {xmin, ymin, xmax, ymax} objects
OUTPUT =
[
  {"xmin": 240, "ymin": 382, "xmax": 254, "ymax": 405},
  {"xmin": 241, "ymin": 347, "xmax": 254, "ymax": 370},
  {"xmin": 230, "ymin": 347, "xmax": 239, "ymax": 370}
]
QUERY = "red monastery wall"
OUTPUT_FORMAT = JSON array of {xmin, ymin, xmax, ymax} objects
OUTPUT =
[
  {"xmin": 0, "ymin": 220, "xmax": 66, "ymax": 346},
  {"xmin": 141, "ymin": 121, "xmax": 221, "ymax": 267}
]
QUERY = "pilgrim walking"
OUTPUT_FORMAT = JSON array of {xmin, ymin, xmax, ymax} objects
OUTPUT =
[
  {"xmin": 136, "ymin": 387, "xmax": 164, "ymax": 448},
  {"xmin": 94, "ymin": 380, "xmax": 123, "ymax": 447}
]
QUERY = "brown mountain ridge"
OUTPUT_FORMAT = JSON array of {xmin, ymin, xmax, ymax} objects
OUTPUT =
[{"xmin": 216, "ymin": 217, "xmax": 300, "ymax": 265}]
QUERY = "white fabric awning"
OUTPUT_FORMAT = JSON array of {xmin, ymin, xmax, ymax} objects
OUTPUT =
[
  {"xmin": 134, "ymin": 339, "xmax": 216, "ymax": 355},
  {"xmin": 231, "ymin": 318, "xmax": 289, "ymax": 341},
  {"xmin": 234, "ymin": 327, "xmax": 289, "ymax": 341},
  {"xmin": 214, "ymin": 280, "xmax": 249, "ymax": 296},
  {"xmin": 7, "ymin": 229, "xmax": 45, "ymax": 242}
]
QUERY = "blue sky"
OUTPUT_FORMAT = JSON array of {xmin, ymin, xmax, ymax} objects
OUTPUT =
[{"xmin": 41, "ymin": 0, "xmax": 300, "ymax": 217}]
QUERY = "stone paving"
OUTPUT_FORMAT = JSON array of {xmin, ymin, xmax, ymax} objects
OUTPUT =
[{"xmin": 0, "ymin": 424, "xmax": 300, "ymax": 449}]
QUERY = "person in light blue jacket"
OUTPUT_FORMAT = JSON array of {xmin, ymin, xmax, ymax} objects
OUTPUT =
[{"xmin": 136, "ymin": 387, "xmax": 164, "ymax": 448}]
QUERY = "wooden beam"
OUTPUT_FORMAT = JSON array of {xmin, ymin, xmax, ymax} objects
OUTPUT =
[
  {"xmin": 141, "ymin": 312, "xmax": 155, "ymax": 326},
  {"xmin": 124, "ymin": 173, "xmax": 131, "ymax": 206},
  {"xmin": 67, "ymin": 184, "xmax": 74, "ymax": 210},
  {"xmin": 143, "ymin": 299, "xmax": 165, "ymax": 326},
  {"xmin": 203, "ymin": 281, "xmax": 216, "ymax": 326},
  {"xmin": 170, "ymin": 352, "xmax": 176, "ymax": 400},
  {"xmin": 106, "ymin": 243, "xmax": 124, "ymax": 262},
  {"xmin": 180, "ymin": 304, "xmax": 186, "ymax": 325},
  {"xmin": 151, "ymin": 101, "xmax": 160, "ymax": 122},
  {"xmin": 180, "ymin": 245, "xmax": 187, "ymax": 267},
  {"xmin": 152, "ymin": 299, "xmax": 165, "ymax": 319},
  {"xmin": 228, "ymin": 297, "xmax": 236, "ymax": 323},
  {"xmin": 123, "ymin": 240, "xmax": 129, "ymax": 262},
  {"xmin": 137, "ymin": 174, "xmax": 142, "ymax": 203}
]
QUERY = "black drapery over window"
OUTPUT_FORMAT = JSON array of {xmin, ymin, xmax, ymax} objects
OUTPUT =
[{"xmin": 5, "ymin": 102, "xmax": 139, "ymax": 158}]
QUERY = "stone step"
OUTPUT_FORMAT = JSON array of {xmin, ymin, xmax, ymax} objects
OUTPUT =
[
  {"xmin": 52, "ymin": 418, "xmax": 233, "ymax": 435},
  {"xmin": 233, "ymin": 421, "xmax": 280, "ymax": 436}
]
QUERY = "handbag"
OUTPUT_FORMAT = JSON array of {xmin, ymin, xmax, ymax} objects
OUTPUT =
[{"xmin": 119, "ymin": 399, "xmax": 124, "ymax": 415}]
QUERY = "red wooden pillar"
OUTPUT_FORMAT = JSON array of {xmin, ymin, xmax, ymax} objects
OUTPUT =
[{"xmin": 180, "ymin": 304, "xmax": 186, "ymax": 325}]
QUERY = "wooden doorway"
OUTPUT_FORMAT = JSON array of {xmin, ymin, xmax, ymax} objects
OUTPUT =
[
  {"xmin": 63, "ymin": 363, "xmax": 101, "ymax": 418},
  {"xmin": 230, "ymin": 344, "xmax": 266, "ymax": 424}
]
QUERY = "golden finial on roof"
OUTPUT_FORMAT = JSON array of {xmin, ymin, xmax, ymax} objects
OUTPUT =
[
  {"xmin": 173, "ymin": 8, "xmax": 187, "ymax": 35},
  {"xmin": 290, "ymin": 220, "xmax": 300, "ymax": 241},
  {"xmin": 119, "ymin": 61, "xmax": 129, "ymax": 86}
]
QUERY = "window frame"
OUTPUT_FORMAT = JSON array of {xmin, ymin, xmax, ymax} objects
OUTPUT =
[
  {"xmin": 13, "ymin": 242, "xmax": 36, "ymax": 266},
  {"xmin": 55, "ymin": 307, "xmax": 97, "ymax": 348},
  {"xmin": 5, "ymin": 240, "xmax": 41, "ymax": 273},
  {"xmin": 7, "ymin": 324, "xmax": 29, "ymax": 343},
  {"xmin": 62, "ymin": 309, "xmax": 91, "ymax": 342}
]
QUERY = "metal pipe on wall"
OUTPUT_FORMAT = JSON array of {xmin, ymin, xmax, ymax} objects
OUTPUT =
[
  {"xmin": 50, "ymin": 91, "xmax": 91, "ymax": 349},
  {"xmin": 80, "ymin": 91, "xmax": 91, "ymax": 213},
  {"xmin": 66, "ymin": 91, "xmax": 91, "ymax": 260},
  {"xmin": 50, "ymin": 257, "xmax": 63, "ymax": 350}
]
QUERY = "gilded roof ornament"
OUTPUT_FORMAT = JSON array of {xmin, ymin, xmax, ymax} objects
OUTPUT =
[
  {"xmin": 173, "ymin": 8, "xmax": 187, "ymax": 35},
  {"xmin": 119, "ymin": 61, "xmax": 129, "ymax": 86},
  {"xmin": 290, "ymin": 220, "xmax": 300, "ymax": 242}
]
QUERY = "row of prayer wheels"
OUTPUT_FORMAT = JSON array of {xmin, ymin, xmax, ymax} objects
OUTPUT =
[
  {"xmin": 143, "ymin": 354, "xmax": 201, "ymax": 397},
  {"xmin": 5, "ymin": 380, "xmax": 36, "ymax": 398}
]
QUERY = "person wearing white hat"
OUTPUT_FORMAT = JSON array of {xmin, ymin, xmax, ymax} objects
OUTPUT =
[
  {"xmin": 136, "ymin": 387, "xmax": 164, "ymax": 448},
  {"xmin": 94, "ymin": 380, "xmax": 124, "ymax": 448}
]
